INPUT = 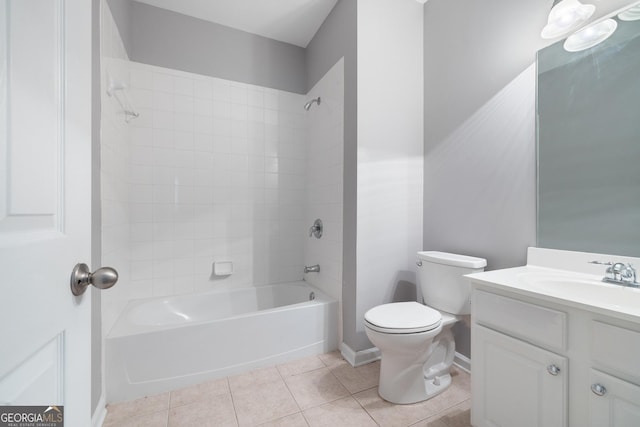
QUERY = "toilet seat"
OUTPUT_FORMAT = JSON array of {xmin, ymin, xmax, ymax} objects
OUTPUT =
[{"xmin": 364, "ymin": 302, "xmax": 441, "ymax": 334}]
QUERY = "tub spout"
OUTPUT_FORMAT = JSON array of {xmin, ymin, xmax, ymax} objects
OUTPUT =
[{"xmin": 304, "ymin": 264, "xmax": 320, "ymax": 274}]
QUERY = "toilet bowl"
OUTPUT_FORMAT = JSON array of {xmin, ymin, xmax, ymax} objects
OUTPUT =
[{"xmin": 364, "ymin": 251, "xmax": 486, "ymax": 404}]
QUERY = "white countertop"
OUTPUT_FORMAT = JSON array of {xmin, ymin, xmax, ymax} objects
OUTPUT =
[{"xmin": 466, "ymin": 247, "xmax": 640, "ymax": 324}]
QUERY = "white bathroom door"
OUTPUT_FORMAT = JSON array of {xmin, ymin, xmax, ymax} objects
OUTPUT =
[{"xmin": 0, "ymin": 0, "xmax": 93, "ymax": 425}]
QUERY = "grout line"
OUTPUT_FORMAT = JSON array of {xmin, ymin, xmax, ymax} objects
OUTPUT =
[
  {"xmin": 298, "ymin": 410, "xmax": 312, "ymax": 427},
  {"xmin": 110, "ymin": 352, "xmax": 469, "ymax": 427},
  {"xmin": 279, "ymin": 370, "xmax": 305, "ymax": 413},
  {"xmin": 227, "ymin": 384, "xmax": 241, "ymax": 427}
]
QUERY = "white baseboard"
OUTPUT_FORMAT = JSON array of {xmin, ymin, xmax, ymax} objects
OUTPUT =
[
  {"xmin": 92, "ymin": 395, "xmax": 107, "ymax": 427},
  {"xmin": 453, "ymin": 352, "xmax": 471, "ymax": 374},
  {"xmin": 339, "ymin": 343, "xmax": 380, "ymax": 367}
]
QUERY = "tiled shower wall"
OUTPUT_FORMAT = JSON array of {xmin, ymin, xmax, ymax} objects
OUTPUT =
[
  {"xmin": 101, "ymin": 2, "xmax": 344, "ymax": 337},
  {"xmin": 125, "ymin": 62, "xmax": 308, "ymax": 300},
  {"xmin": 304, "ymin": 59, "xmax": 344, "ymax": 339},
  {"xmin": 101, "ymin": 0, "xmax": 131, "ymax": 333}
]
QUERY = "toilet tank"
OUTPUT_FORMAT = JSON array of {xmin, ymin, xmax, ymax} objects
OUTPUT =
[{"xmin": 417, "ymin": 251, "xmax": 486, "ymax": 315}]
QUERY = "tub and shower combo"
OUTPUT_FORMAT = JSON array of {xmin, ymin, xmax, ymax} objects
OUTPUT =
[{"xmin": 106, "ymin": 281, "xmax": 338, "ymax": 402}]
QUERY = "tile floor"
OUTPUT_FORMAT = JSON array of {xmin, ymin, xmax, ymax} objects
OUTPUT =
[{"xmin": 103, "ymin": 352, "xmax": 471, "ymax": 427}]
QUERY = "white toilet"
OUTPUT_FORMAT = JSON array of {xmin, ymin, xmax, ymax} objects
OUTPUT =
[{"xmin": 364, "ymin": 251, "xmax": 486, "ymax": 404}]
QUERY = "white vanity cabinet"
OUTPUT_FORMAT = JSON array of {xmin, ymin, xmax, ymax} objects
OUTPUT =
[
  {"xmin": 472, "ymin": 324, "xmax": 567, "ymax": 427},
  {"xmin": 471, "ymin": 289, "xmax": 568, "ymax": 427},
  {"xmin": 589, "ymin": 369, "xmax": 640, "ymax": 426},
  {"xmin": 588, "ymin": 321, "xmax": 640, "ymax": 426},
  {"xmin": 469, "ymin": 284, "xmax": 640, "ymax": 427}
]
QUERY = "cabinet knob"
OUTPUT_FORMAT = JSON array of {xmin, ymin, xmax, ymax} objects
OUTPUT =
[
  {"xmin": 547, "ymin": 364, "xmax": 561, "ymax": 376},
  {"xmin": 591, "ymin": 383, "xmax": 607, "ymax": 396}
]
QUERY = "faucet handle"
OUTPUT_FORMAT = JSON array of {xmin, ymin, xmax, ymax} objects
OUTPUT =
[
  {"xmin": 602, "ymin": 262, "xmax": 639, "ymax": 287},
  {"xmin": 605, "ymin": 264, "xmax": 614, "ymax": 276},
  {"xmin": 621, "ymin": 263, "xmax": 637, "ymax": 282},
  {"xmin": 611, "ymin": 262, "xmax": 626, "ymax": 281},
  {"xmin": 309, "ymin": 219, "xmax": 323, "ymax": 239}
]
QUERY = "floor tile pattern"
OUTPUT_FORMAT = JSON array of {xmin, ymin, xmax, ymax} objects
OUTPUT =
[{"xmin": 104, "ymin": 352, "xmax": 471, "ymax": 427}]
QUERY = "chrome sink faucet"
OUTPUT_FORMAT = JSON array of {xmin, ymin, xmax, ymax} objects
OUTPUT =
[{"xmin": 602, "ymin": 262, "xmax": 639, "ymax": 287}]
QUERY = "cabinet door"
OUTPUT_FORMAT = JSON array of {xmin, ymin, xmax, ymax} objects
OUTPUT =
[
  {"xmin": 472, "ymin": 325, "xmax": 567, "ymax": 427},
  {"xmin": 589, "ymin": 370, "xmax": 640, "ymax": 427}
]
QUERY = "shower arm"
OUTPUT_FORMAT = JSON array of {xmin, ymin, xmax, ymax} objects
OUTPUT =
[{"xmin": 304, "ymin": 97, "xmax": 321, "ymax": 111}]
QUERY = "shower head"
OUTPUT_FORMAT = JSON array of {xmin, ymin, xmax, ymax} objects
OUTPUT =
[{"xmin": 304, "ymin": 97, "xmax": 321, "ymax": 111}]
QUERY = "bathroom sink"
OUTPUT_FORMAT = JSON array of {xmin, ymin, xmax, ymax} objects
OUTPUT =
[
  {"xmin": 517, "ymin": 271, "xmax": 640, "ymax": 309},
  {"xmin": 466, "ymin": 248, "xmax": 640, "ymax": 325}
]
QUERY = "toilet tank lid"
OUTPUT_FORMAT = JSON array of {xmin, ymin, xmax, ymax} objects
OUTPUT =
[{"xmin": 417, "ymin": 251, "xmax": 487, "ymax": 269}]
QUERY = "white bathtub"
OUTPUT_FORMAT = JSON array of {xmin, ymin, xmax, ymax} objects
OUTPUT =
[{"xmin": 106, "ymin": 281, "xmax": 338, "ymax": 402}]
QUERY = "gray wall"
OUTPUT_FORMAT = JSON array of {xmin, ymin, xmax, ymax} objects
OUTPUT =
[
  {"xmin": 128, "ymin": 1, "xmax": 306, "ymax": 93},
  {"xmin": 106, "ymin": 0, "xmax": 132, "ymax": 55},
  {"xmin": 423, "ymin": 0, "xmax": 550, "ymax": 357},
  {"xmin": 305, "ymin": 0, "xmax": 358, "ymax": 354},
  {"xmin": 352, "ymin": 0, "xmax": 424, "ymax": 353},
  {"xmin": 305, "ymin": 0, "xmax": 356, "ymax": 92},
  {"xmin": 91, "ymin": 0, "xmax": 102, "ymax": 415}
]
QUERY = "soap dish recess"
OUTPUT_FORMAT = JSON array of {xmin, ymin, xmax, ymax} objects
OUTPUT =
[{"xmin": 213, "ymin": 261, "xmax": 233, "ymax": 276}]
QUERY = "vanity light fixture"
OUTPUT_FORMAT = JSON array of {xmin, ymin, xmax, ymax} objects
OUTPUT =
[
  {"xmin": 541, "ymin": 0, "xmax": 596, "ymax": 39},
  {"xmin": 618, "ymin": 4, "xmax": 640, "ymax": 21},
  {"xmin": 563, "ymin": 18, "xmax": 618, "ymax": 52}
]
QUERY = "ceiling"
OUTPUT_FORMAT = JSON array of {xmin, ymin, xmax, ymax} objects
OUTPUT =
[{"xmin": 134, "ymin": 0, "xmax": 339, "ymax": 47}]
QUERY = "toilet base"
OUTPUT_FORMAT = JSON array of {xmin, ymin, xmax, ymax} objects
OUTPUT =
[
  {"xmin": 424, "ymin": 372, "xmax": 452, "ymax": 400},
  {"xmin": 375, "ymin": 322, "xmax": 458, "ymax": 404},
  {"xmin": 378, "ymin": 361, "xmax": 453, "ymax": 405}
]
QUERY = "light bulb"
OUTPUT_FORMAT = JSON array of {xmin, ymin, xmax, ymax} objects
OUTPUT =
[
  {"xmin": 564, "ymin": 18, "xmax": 618, "ymax": 52},
  {"xmin": 541, "ymin": 0, "xmax": 596, "ymax": 39}
]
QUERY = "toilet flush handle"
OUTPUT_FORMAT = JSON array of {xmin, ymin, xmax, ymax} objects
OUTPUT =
[{"xmin": 416, "ymin": 261, "xmax": 422, "ymax": 267}]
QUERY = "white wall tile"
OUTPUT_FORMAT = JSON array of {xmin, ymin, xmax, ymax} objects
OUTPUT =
[
  {"xmin": 153, "ymin": 240, "xmax": 173, "ymax": 259},
  {"xmin": 131, "ymin": 261, "xmax": 153, "ymax": 281},
  {"xmin": 132, "ymin": 88, "xmax": 154, "ymax": 109},
  {"xmin": 130, "ymin": 68, "xmax": 153, "ymax": 90},
  {"xmin": 153, "ymin": 129, "xmax": 173, "ymax": 148},
  {"xmin": 153, "ymin": 110, "xmax": 173, "ymax": 129},
  {"xmin": 303, "ymin": 59, "xmax": 344, "ymax": 312},
  {"xmin": 174, "ymin": 112, "xmax": 194, "ymax": 132},
  {"xmin": 153, "ymin": 147, "xmax": 175, "ymax": 167},
  {"xmin": 100, "ymin": 2, "xmax": 132, "ymax": 333},
  {"xmin": 194, "ymin": 133, "xmax": 214, "ymax": 152},
  {"xmin": 194, "ymin": 98, "xmax": 213, "ymax": 116},
  {"xmin": 153, "ymin": 73, "xmax": 173, "ymax": 93},
  {"xmin": 153, "ymin": 91, "xmax": 173, "ymax": 111},
  {"xmin": 194, "ymin": 79, "xmax": 213, "ymax": 99},
  {"xmin": 174, "ymin": 95, "xmax": 194, "ymax": 114},
  {"xmin": 113, "ymin": 60, "xmax": 344, "ymax": 312},
  {"xmin": 173, "ymin": 76, "xmax": 194, "ymax": 96},
  {"xmin": 131, "ymin": 127, "xmax": 153, "ymax": 147},
  {"xmin": 152, "ymin": 278, "xmax": 173, "ymax": 296},
  {"xmin": 131, "ymin": 203, "xmax": 153, "ymax": 223},
  {"xmin": 230, "ymin": 85, "xmax": 248, "ymax": 104},
  {"xmin": 174, "ymin": 131, "xmax": 194, "ymax": 150}
]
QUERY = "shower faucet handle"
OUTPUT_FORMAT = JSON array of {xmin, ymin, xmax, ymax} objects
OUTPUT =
[
  {"xmin": 304, "ymin": 265, "xmax": 320, "ymax": 274},
  {"xmin": 309, "ymin": 219, "xmax": 323, "ymax": 238}
]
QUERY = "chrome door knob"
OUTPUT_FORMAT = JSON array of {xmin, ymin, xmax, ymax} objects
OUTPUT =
[
  {"xmin": 70, "ymin": 263, "xmax": 119, "ymax": 296},
  {"xmin": 547, "ymin": 364, "xmax": 561, "ymax": 376},
  {"xmin": 591, "ymin": 383, "xmax": 607, "ymax": 396}
]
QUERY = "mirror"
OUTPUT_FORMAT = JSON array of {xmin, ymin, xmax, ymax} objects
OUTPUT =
[{"xmin": 537, "ymin": 5, "xmax": 640, "ymax": 257}]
